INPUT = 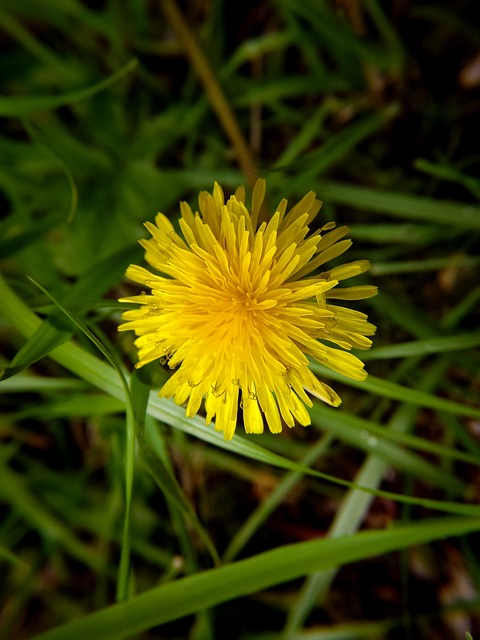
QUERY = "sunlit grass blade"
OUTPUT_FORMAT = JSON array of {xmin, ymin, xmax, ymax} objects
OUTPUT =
[
  {"xmin": 0, "ymin": 374, "xmax": 86, "ymax": 393},
  {"xmin": 32, "ymin": 517, "xmax": 480, "ymax": 640}
]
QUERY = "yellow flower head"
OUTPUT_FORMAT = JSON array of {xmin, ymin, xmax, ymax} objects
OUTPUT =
[{"xmin": 119, "ymin": 180, "xmax": 377, "ymax": 439}]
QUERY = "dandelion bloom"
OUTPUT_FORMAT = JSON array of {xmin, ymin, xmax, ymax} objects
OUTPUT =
[{"xmin": 119, "ymin": 180, "xmax": 376, "ymax": 439}]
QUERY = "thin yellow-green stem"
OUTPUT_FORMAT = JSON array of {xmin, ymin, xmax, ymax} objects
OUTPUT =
[{"xmin": 161, "ymin": 0, "xmax": 258, "ymax": 190}]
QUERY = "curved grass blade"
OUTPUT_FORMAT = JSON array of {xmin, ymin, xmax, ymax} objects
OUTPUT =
[
  {"xmin": 310, "ymin": 405, "xmax": 466, "ymax": 495},
  {"xmin": 26, "ymin": 279, "xmax": 220, "ymax": 571},
  {"xmin": 283, "ymin": 357, "xmax": 456, "ymax": 638},
  {"xmin": 22, "ymin": 117, "xmax": 78, "ymax": 223},
  {"xmin": 0, "ymin": 59, "xmax": 138, "ymax": 116},
  {"xmin": 313, "ymin": 403, "xmax": 480, "ymax": 467}
]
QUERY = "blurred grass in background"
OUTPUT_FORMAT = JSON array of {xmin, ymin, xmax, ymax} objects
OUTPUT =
[{"xmin": 1, "ymin": 0, "xmax": 480, "ymax": 638}]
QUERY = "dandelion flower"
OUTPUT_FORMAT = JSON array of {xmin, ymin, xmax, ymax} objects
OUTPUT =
[{"xmin": 119, "ymin": 180, "xmax": 376, "ymax": 440}]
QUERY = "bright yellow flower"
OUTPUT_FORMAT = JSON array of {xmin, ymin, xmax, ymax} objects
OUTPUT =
[{"xmin": 119, "ymin": 180, "xmax": 376, "ymax": 439}]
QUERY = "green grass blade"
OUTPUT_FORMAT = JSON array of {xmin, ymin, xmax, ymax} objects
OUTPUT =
[
  {"xmin": 25, "ymin": 278, "xmax": 137, "ymax": 602},
  {"xmin": 313, "ymin": 404, "xmax": 479, "ymax": 467},
  {"xmin": 311, "ymin": 405, "xmax": 466, "ymax": 495},
  {"xmin": 283, "ymin": 357, "xmax": 454, "ymax": 638},
  {"xmin": 316, "ymin": 180, "xmax": 480, "ymax": 229},
  {"xmin": 361, "ymin": 332, "xmax": 480, "ymax": 360},
  {"xmin": 131, "ymin": 370, "xmax": 220, "ymax": 567},
  {"xmin": 0, "ymin": 59, "xmax": 137, "ymax": 116},
  {"xmin": 310, "ymin": 363, "xmax": 480, "ymax": 420},
  {"xmin": 32, "ymin": 517, "xmax": 480, "ymax": 640}
]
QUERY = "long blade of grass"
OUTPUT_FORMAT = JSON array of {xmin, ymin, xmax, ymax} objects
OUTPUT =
[
  {"xmin": 32, "ymin": 517, "xmax": 480, "ymax": 640},
  {"xmin": 310, "ymin": 404, "xmax": 466, "ymax": 495},
  {"xmin": 313, "ymin": 404, "xmax": 480, "ymax": 466},
  {"xmin": 0, "ymin": 59, "xmax": 137, "ymax": 116},
  {"xmin": 310, "ymin": 362, "xmax": 480, "ymax": 420},
  {"xmin": 361, "ymin": 332, "xmax": 480, "ymax": 360},
  {"xmin": 316, "ymin": 180, "xmax": 480, "ymax": 229},
  {"xmin": 26, "ymin": 278, "xmax": 136, "ymax": 602}
]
